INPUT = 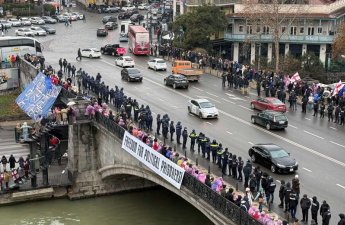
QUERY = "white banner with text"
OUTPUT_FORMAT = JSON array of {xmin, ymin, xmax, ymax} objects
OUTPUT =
[{"xmin": 121, "ymin": 131, "xmax": 185, "ymax": 189}]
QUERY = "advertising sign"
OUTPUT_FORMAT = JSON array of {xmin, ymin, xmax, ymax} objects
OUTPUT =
[
  {"xmin": 122, "ymin": 131, "xmax": 185, "ymax": 189},
  {"xmin": 0, "ymin": 68, "xmax": 19, "ymax": 91}
]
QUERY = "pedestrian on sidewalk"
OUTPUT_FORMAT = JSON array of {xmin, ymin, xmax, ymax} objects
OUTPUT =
[
  {"xmin": 3, "ymin": 170, "xmax": 10, "ymax": 189},
  {"xmin": 76, "ymin": 48, "xmax": 82, "ymax": 61},
  {"xmin": 300, "ymin": 194, "xmax": 311, "ymax": 223},
  {"xmin": 1, "ymin": 155, "xmax": 8, "ymax": 172},
  {"xmin": 9, "ymin": 155, "xmax": 16, "ymax": 170}
]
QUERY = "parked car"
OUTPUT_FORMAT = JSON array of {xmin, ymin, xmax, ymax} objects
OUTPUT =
[
  {"xmin": 248, "ymin": 143, "xmax": 298, "ymax": 173},
  {"xmin": 102, "ymin": 15, "xmax": 117, "ymax": 24},
  {"xmin": 138, "ymin": 3, "xmax": 150, "ymax": 10},
  {"xmin": 187, "ymin": 99, "xmax": 219, "ymax": 119},
  {"xmin": 7, "ymin": 18, "xmax": 22, "ymax": 27},
  {"xmin": 130, "ymin": 14, "xmax": 144, "ymax": 22},
  {"xmin": 15, "ymin": 28, "xmax": 34, "ymax": 36},
  {"xmin": 40, "ymin": 25, "xmax": 56, "ymax": 34},
  {"xmin": 0, "ymin": 20, "xmax": 12, "ymax": 28},
  {"xmin": 115, "ymin": 56, "xmax": 135, "ymax": 67},
  {"xmin": 41, "ymin": 16, "xmax": 57, "ymax": 24},
  {"xmin": 118, "ymin": 12, "xmax": 131, "ymax": 20},
  {"xmin": 164, "ymin": 74, "xmax": 189, "ymax": 89},
  {"xmin": 80, "ymin": 48, "xmax": 101, "ymax": 58},
  {"xmin": 250, "ymin": 97, "xmax": 287, "ymax": 113},
  {"xmin": 105, "ymin": 21, "xmax": 117, "ymax": 30},
  {"xmin": 30, "ymin": 17, "xmax": 45, "ymax": 25},
  {"xmin": 97, "ymin": 27, "xmax": 108, "ymax": 37},
  {"xmin": 103, "ymin": 6, "xmax": 120, "ymax": 13},
  {"xmin": 148, "ymin": 58, "xmax": 167, "ymax": 71},
  {"xmin": 121, "ymin": 68, "xmax": 143, "ymax": 82},
  {"xmin": 71, "ymin": 12, "xmax": 84, "ymax": 20},
  {"xmin": 251, "ymin": 110, "xmax": 288, "ymax": 130},
  {"xmin": 101, "ymin": 44, "xmax": 126, "ymax": 56},
  {"xmin": 30, "ymin": 26, "xmax": 47, "ymax": 36},
  {"xmin": 63, "ymin": 13, "xmax": 77, "ymax": 21},
  {"xmin": 20, "ymin": 17, "xmax": 32, "ymax": 26},
  {"xmin": 51, "ymin": 15, "xmax": 67, "ymax": 23},
  {"xmin": 121, "ymin": 5, "xmax": 136, "ymax": 11}
]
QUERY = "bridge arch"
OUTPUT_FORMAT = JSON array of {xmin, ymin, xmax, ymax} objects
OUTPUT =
[{"xmin": 98, "ymin": 164, "xmax": 231, "ymax": 225}]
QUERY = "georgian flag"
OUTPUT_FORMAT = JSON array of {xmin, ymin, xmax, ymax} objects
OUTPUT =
[
  {"xmin": 333, "ymin": 80, "xmax": 344, "ymax": 96},
  {"xmin": 290, "ymin": 72, "xmax": 301, "ymax": 83}
]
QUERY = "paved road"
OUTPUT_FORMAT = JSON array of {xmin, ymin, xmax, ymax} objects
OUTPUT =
[{"xmin": 6, "ymin": 9, "xmax": 345, "ymax": 222}]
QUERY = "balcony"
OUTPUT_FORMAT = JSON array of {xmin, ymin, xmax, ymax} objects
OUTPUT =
[
  {"xmin": 185, "ymin": 0, "xmax": 241, "ymax": 6},
  {"xmin": 224, "ymin": 33, "xmax": 335, "ymax": 44}
]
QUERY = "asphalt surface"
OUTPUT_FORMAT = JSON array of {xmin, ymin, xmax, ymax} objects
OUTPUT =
[{"xmin": 6, "ymin": 8, "xmax": 345, "ymax": 223}]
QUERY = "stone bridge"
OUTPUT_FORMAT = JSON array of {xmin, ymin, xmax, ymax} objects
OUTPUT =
[{"xmin": 65, "ymin": 97, "xmax": 260, "ymax": 225}]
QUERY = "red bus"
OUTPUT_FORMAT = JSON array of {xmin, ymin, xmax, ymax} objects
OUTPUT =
[{"xmin": 128, "ymin": 25, "xmax": 150, "ymax": 55}]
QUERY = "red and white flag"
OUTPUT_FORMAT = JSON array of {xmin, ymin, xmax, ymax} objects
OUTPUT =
[
  {"xmin": 332, "ymin": 80, "xmax": 344, "ymax": 96},
  {"xmin": 290, "ymin": 72, "xmax": 301, "ymax": 83}
]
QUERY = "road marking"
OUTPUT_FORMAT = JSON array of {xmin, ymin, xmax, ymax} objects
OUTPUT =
[
  {"xmin": 276, "ymin": 180, "xmax": 281, "ymax": 184},
  {"xmin": 99, "ymin": 58, "xmax": 345, "ymax": 169},
  {"xmin": 196, "ymin": 95, "xmax": 221, "ymax": 103},
  {"xmin": 192, "ymin": 87, "xmax": 203, "ymax": 91},
  {"xmin": 206, "ymin": 122, "xmax": 213, "ymax": 125},
  {"xmin": 329, "ymin": 127, "xmax": 337, "ymax": 130},
  {"xmin": 305, "ymin": 117, "xmax": 311, "ymax": 120},
  {"xmin": 330, "ymin": 141, "xmax": 345, "ymax": 148},
  {"xmin": 336, "ymin": 184, "xmax": 345, "ymax": 189},
  {"xmin": 226, "ymin": 131, "xmax": 233, "ymax": 135},
  {"xmin": 158, "ymin": 98, "xmax": 164, "ymax": 101},
  {"xmin": 245, "ymin": 96, "xmax": 250, "ymax": 99},
  {"xmin": 171, "ymin": 105, "xmax": 178, "ymax": 108},
  {"xmin": 225, "ymin": 93, "xmax": 244, "ymax": 101},
  {"xmin": 248, "ymin": 142, "xmax": 254, "ymax": 145},
  {"xmin": 303, "ymin": 130, "xmax": 324, "ymax": 140},
  {"xmin": 151, "ymin": 111, "xmax": 156, "ymax": 115},
  {"xmin": 222, "ymin": 98, "xmax": 236, "ymax": 104},
  {"xmin": 289, "ymin": 124, "xmax": 297, "ymax": 129},
  {"xmin": 206, "ymin": 92, "xmax": 219, "ymax": 98},
  {"xmin": 239, "ymin": 105, "xmax": 253, "ymax": 111},
  {"xmin": 303, "ymin": 167, "xmax": 312, "ymax": 172},
  {"xmin": 228, "ymin": 90, "xmax": 233, "ymax": 93}
]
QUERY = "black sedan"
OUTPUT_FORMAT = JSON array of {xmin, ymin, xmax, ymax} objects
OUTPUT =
[
  {"xmin": 164, "ymin": 74, "xmax": 189, "ymax": 89},
  {"xmin": 97, "ymin": 27, "xmax": 108, "ymax": 37},
  {"xmin": 102, "ymin": 15, "xmax": 117, "ymax": 24},
  {"xmin": 40, "ymin": 25, "xmax": 56, "ymax": 34},
  {"xmin": 118, "ymin": 12, "xmax": 132, "ymax": 20},
  {"xmin": 121, "ymin": 68, "xmax": 143, "ymax": 82},
  {"xmin": 130, "ymin": 14, "xmax": 144, "ymax": 22},
  {"xmin": 105, "ymin": 22, "xmax": 117, "ymax": 30},
  {"xmin": 248, "ymin": 143, "xmax": 298, "ymax": 173},
  {"xmin": 251, "ymin": 110, "xmax": 288, "ymax": 130}
]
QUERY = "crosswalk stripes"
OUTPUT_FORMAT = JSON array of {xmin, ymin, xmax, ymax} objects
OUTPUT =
[{"xmin": 0, "ymin": 138, "xmax": 30, "ymax": 160}]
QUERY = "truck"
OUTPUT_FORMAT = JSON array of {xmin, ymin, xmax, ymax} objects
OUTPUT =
[
  {"xmin": 172, "ymin": 60, "xmax": 204, "ymax": 82},
  {"xmin": 100, "ymin": 44, "xmax": 126, "ymax": 56}
]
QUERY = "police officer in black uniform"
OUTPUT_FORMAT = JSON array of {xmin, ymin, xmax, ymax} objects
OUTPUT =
[
  {"xmin": 169, "ymin": 121, "xmax": 175, "ymax": 141},
  {"xmin": 182, "ymin": 127, "xmax": 188, "ymax": 149},
  {"xmin": 175, "ymin": 122, "xmax": 182, "ymax": 144},
  {"xmin": 156, "ymin": 114, "xmax": 161, "ymax": 135}
]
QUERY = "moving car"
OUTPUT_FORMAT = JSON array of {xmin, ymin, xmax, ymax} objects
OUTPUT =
[
  {"xmin": 51, "ymin": 15, "xmax": 67, "ymax": 23},
  {"xmin": 121, "ymin": 5, "xmax": 136, "ymax": 11},
  {"xmin": 103, "ymin": 6, "xmax": 120, "ymax": 13},
  {"xmin": 121, "ymin": 68, "xmax": 143, "ymax": 82},
  {"xmin": 148, "ymin": 58, "xmax": 167, "ymax": 71},
  {"xmin": 187, "ymin": 99, "xmax": 219, "ymax": 119},
  {"xmin": 130, "ymin": 14, "xmax": 144, "ymax": 22},
  {"xmin": 138, "ymin": 3, "xmax": 150, "ymax": 10},
  {"xmin": 251, "ymin": 110, "xmax": 288, "ymax": 130},
  {"xmin": 164, "ymin": 74, "xmax": 189, "ymax": 89},
  {"xmin": 63, "ymin": 13, "xmax": 77, "ymax": 21},
  {"xmin": 30, "ymin": 26, "xmax": 47, "ymax": 36},
  {"xmin": 97, "ymin": 27, "xmax": 108, "ymax": 37},
  {"xmin": 41, "ymin": 16, "xmax": 57, "ymax": 24},
  {"xmin": 81, "ymin": 48, "xmax": 101, "ymax": 58},
  {"xmin": 102, "ymin": 15, "xmax": 117, "ymax": 24},
  {"xmin": 72, "ymin": 12, "xmax": 84, "ymax": 20},
  {"xmin": 40, "ymin": 25, "xmax": 56, "ymax": 34},
  {"xmin": 20, "ymin": 17, "xmax": 32, "ymax": 26},
  {"xmin": 30, "ymin": 17, "xmax": 45, "ymax": 25},
  {"xmin": 248, "ymin": 143, "xmax": 298, "ymax": 173},
  {"xmin": 115, "ymin": 56, "xmax": 135, "ymax": 67},
  {"xmin": 250, "ymin": 97, "xmax": 286, "ymax": 113},
  {"xmin": 100, "ymin": 44, "xmax": 126, "ymax": 56},
  {"xmin": 105, "ymin": 21, "xmax": 117, "ymax": 30},
  {"xmin": 15, "ymin": 28, "xmax": 34, "ymax": 36},
  {"xmin": 7, "ymin": 18, "xmax": 22, "ymax": 27},
  {"xmin": 118, "ymin": 12, "xmax": 132, "ymax": 20}
]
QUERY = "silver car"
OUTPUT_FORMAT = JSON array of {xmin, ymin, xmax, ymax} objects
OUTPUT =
[
  {"xmin": 20, "ymin": 17, "xmax": 32, "ymax": 26},
  {"xmin": 30, "ymin": 26, "xmax": 47, "ymax": 36},
  {"xmin": 0, "ymin": 19, "xmax": 12, "ymax": 28},
  {"xmin": 8, "ymin": 18, "xmax": 22, "ymax": 27}
]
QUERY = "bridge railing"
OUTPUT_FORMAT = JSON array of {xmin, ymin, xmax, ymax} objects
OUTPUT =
[
  {"xmin": 183, "ymin": 172, "xmax": 262, "ymax": 225},
  {"xmin": 94, "ymin": 112, "xmax": 126, "ymax": 140}
]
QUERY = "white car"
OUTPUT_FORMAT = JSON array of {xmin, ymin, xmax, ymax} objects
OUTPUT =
[
  {"xmin": 72, "ymin": 12, "xmax": 84, "ymax": 20},
  {"xmin": 187, "ymin": 99, "xmax": 219, "ymax": 119},
  {"xmin": 30, "ymin": 26, "xmax": 47, "ymax": 36},
  {"xmin": 115, "ymin": 56, "xmax": 135, "ymax": 67},
  {"xmin": 81, "ymin": 48, "xmax": 101, "ymax": 58},
  {"xmin": 15, "ymin": 28, "xmax": 34, "ymax": 36},
  {"xmin": 30, "ymin": 17, "xmax": 45, "ymax": 25},
  {"xmin": 121, "ymin": 5, "xmax": 136, "ymax": 11},
  {"xmin": 63, "ymin": 13, "xmax": 78, "ymax": 21},
  {"xmin": 0, "ymin": 20, "xmax": 12, "ymax": 28},
  {"xmin": 7, "ymin": 18, "xmax": 22, "ymax": 27},
  {"xmin": 20, "ymin": 17, "xmax": 32, "ymax": 26},
  {"xmin": 138, "ymin": 3, "xmax": 149, "ymax": 10},
  {"xmin": 148, "ymin": 58, "xmax": 167, "ymax": 71}
]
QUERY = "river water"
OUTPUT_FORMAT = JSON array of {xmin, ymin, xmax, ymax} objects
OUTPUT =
[{"xmin": 0, "ymin": 188, "xmax": 214, "ymax": 225}]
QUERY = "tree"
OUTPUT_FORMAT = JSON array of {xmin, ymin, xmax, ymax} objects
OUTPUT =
[
  {"xmin": 239, "ymin": 0, "xmax": 306, "ymax": 72},
  {"xmin": 332, "ymin": 22, "xmax": 345, "ymax": 59},
  {"xmin": 172, "ymin": 5, "xmax": 227, "ymax": 50}
]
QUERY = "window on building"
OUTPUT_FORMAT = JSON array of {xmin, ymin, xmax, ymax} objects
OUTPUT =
[
  {"xmin": 281, "ymin": 26, "xmax": 286, "ymax": 34},
  {"xmin": 247, "ymin": 25, "xmax": 252, "ymax": 34},
  {"xmin": 256, "ymin": 26, "xmax": 261, "ymax": 33},
  {"xmin": 239, "ymin": 25, "xmax": 244, "ymax": 33},
  {"xmin": 227, "ymin": 24, "xmax": 233, "ymax": 33},
  {"xmin": 317, "ymin": 27, "xmax": 323, "ymax": 34},
  {"xmin": 263, "ymin": 26, "xmax": 270, "ymax": 34},
  {"xmin": 290, "ymin": 26, "xmax": 297, "ymax": 35},
  {"xmin": 308, "ymin": 27, "xmax": 314, "ymax": 35},
  {"xmin": 300, "ymin": 27, "xmax": 304, "ymax": 34}
]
